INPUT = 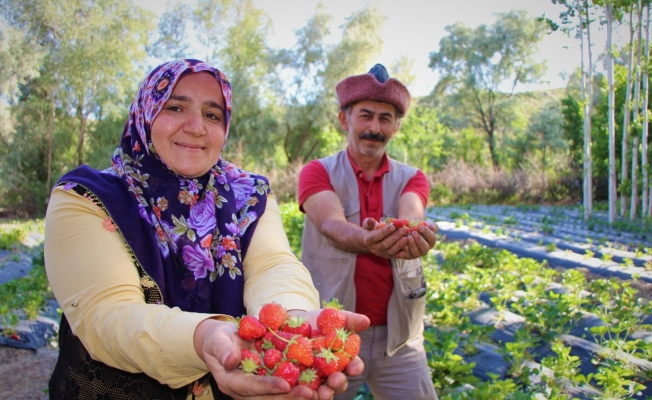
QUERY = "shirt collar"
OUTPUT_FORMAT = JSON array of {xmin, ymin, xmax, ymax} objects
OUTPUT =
[{"xmin": 346, "ymin": 149, "xmax": 390, "ymax": 180}]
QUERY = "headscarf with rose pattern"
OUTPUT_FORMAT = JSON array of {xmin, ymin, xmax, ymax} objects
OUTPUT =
[{"xmin": 61, "ymin": 59, "xmax": 270, "ymax": 316}]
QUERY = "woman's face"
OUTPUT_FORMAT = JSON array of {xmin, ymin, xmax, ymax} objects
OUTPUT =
[{"xmin": 151, "ymin": 72, "xmax": 227, "ymax": 178}]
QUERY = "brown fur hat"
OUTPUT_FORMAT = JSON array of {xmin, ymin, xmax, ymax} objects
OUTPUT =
[{"xmin": 335, "ymin": 64, "xmax": 411, "ymax": 116}]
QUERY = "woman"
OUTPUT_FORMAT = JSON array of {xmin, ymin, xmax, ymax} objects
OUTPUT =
[{"xmin": 44, "ymin": 59, "xmax": 369, "ymax": 399}]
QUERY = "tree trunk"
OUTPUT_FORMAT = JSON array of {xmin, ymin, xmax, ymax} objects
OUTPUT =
[
  {"xmin": 75, "ymin": 98, "xmax": 87, "ymax": 167},
  {"xmin": 585, "ymin": 0, "xmax": 594, "ymax": 216},
  {"xmin": 631, "ymin": 136, "xmax": 639, "ymax": 220},
  {"xmin": 46, "ymin": 94, "xmax": 55, "ymax": 195},
  {"xmin": 607, "ymin": 3, "xmax": 617, "ymax": 225},
  {"xmin": 631, "ymin": 1, "xmax": 644, "ymax": 219},
  {"xmin": 621, "ymin": 8, "xmax": 635, "ymax": 217},
  {"xmin": 643, "ymin": 4, "xmax": 650, "ymax": 216},
  {"xmin": 577, "ymin": 0, "xmax": 592, "ymax": 220}
]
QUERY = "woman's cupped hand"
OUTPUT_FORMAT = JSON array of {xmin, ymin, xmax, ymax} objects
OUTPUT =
[{"xmin": 194, "ymin": 310, "xmax": 370, "ymax": 400}]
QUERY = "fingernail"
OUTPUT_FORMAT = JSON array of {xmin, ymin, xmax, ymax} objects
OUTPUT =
[{"xmin": 221, "ymin": 351, "xmax": 231, "ymax": 365}]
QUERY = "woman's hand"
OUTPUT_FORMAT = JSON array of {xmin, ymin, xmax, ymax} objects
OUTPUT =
[{"xmin": 193, "ymin": 310, "xmax": 370, "ymax": 399}]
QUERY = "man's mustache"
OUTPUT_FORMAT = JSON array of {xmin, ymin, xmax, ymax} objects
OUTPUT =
[{"xmin": 359, "ymin": 132, "xmax": 386, "ymax": 142}]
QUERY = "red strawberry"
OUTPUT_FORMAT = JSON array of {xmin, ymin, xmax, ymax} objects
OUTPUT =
[
  {"xmin": 263, "ymin": 348, "xmax": 283, "ymax": 370},
  {"xmin": 255, "ymin": 331, "xmax": 275, "ymax": 352},
  {"xmin": 388, "ymin": 218, "xmax": 409, "ymax": 228},
  {"xmin": 313, "ymin": 349, "xmax": 339, "ymax": 378},
  {"xmin": 311, "ymin": 328, "xmax": 321, "ymax": 338},
  {"xmin": 324, "ymin": 329, "xmax": 347, "ymax": 351},
  {"xmin": 259, "ymin": 303, "xmax": 288, "ymax": 331},
  {"xmin": 286, "ymin": 335, "xmax": 314, "ymax": 367},
  {"xmin": 317, "ymin": 299, "xmax": 346, "ymax": 334},
  {"xmin": 311, "ymin": 335, "xmax": 327, "ymax": 352},
  {"xmin": 343, "ymin": 332, "xmax": 361, "ymax": 358},
  {"xmin": 257, "ymin": 367, "xmax": 268, "ymax": 376},
  {"xmin": 298, "ymin": 368, "xmax": 322, "ymax": 390},
  {"xmin": 272, "ymin": 361, "xmax": 301, "ymax": 387},
  {"xmin": 238, "ymin": 315, "xmax": 266, "ymax": 341},
  {"xmin": 282, "ymin": 315, "xmax": 312, "ymax": 338},
  {"xmin": 239, "ymin": 349, "xmax": 261, "ymax": 373},
  {"xmin": 334, "ymin": 350, "xmax": 351, "ymax": 372},
  {"xmin": 271, "ymin": 331, "xmax": 294, "ymax": 351}
]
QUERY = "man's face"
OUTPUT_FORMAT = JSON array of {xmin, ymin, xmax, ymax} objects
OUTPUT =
[{"xmin": 339, "ymin": 100, "xmax": 401, "ymax": 160}]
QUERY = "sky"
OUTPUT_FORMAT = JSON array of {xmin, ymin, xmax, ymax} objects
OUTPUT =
[{"xmin": 135, "ymin": 0, "xmax": 628, "ymax": 97}]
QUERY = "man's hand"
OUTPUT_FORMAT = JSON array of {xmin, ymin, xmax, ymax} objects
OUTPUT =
[
  {"xmin": 400, "ymin": 221, "xmax": 438, "ymax": 260},
  {"xmin": 360, "ymin": 218, "xmax": 413, "ymax": 259},
  {"xmin": 362, "ymin": 218, "xmax": 438, "ymax": 260},
  {"xmin": 194, "ymin": 311, "xmax": 370, "ymax": 399}
]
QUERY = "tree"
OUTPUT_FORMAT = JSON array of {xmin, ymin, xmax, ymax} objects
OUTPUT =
[
  {"xmin": 272, "ymin": 4, "xmax": 386, "ymax": 165},
  {"xmin": 561, "ymin": 94, "xmax": 584, "ymax": 174},
  {"xmin": 151, "ymin": 1, "xmax": 191, "ymax": 61},
  {"xmin": 527, "ymin": 102, "xmax": 567, "ymax": 182},
  {"xmin": 0, "ymin": 0, "xmax": 153, "ymax": 214},
  {"xmin": 550, "ymin": 0, "xmax": 597, "ymax": 219},
  {"xmin": 428, "ymin": 10, "xmax": 547, "ymax": 169}
]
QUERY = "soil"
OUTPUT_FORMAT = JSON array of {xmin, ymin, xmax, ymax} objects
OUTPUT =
[{"xmin": 0, "ymin": 345, "xmax": 58, "ymax": 400}]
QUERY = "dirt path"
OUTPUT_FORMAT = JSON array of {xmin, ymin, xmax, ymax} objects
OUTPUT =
[{"xmin": 0, "ymin": 345, "xmax": 58, "ymax": 400}]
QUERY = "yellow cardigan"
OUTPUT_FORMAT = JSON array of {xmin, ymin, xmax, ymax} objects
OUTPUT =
[{"xmin": 44, "ymin": 187, "xmax": 318, "ymax": 389}]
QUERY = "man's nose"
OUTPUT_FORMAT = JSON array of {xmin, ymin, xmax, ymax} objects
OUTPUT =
[{"xmin": 369, "ymin": 116, "xmax": 381, "ymax": 133}]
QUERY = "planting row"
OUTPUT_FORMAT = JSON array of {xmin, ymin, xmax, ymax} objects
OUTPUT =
[
  {"xmin": 424, "ymin": 241, "xmax": 652, "ymax": 399},
  {"xmin": 427, "ymin": 206, "xmax": 652, "ymax": 285}
]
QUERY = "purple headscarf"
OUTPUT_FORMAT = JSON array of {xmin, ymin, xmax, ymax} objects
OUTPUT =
[{"xmin": 100, "ymin": 59, "xmax": 269, "ymax": 312}]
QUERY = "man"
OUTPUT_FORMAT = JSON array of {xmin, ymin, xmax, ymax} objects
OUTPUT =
[{"xmin": 298, "ymin": 64, "xmax": 438, "ymax": 400}]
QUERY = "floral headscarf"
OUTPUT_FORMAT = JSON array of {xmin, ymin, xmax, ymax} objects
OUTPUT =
[{"xmin": 103, "ymin": 59, "xmax": 269, "ymax": 312}]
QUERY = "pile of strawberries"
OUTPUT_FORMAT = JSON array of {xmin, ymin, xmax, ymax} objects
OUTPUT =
[
  {"xmin": 237, "ymin": 299, "xmax": 360, "ymax": 389},
  {"xmin": 377, "ymin": 217, "xmax": 430, "ymax": 232}
]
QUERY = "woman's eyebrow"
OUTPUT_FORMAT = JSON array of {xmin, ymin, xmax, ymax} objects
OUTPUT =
[
  {"xmin": 204, "ymin": 100, "xmax": 225, "ymax": 114},
  {"xmin": 168, "ymin": 95, "xmax": 225, "ymax": 113}
]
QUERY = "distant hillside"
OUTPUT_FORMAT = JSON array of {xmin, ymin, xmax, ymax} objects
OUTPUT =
[{"xmin": 513, "ymin": 88, "xmax": 568, "ymax": 119}]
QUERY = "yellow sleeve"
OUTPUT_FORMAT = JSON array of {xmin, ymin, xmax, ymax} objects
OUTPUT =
[
  {"xmin": 243, "ymin": 195, "xmax": 319, "ymax": 317},
  {"xmin": 44, "ymin": 187, "xmax": 227, "ymax": 389}
]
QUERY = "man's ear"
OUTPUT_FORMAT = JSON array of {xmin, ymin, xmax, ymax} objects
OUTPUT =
[{"xmin": 338, "ymin": 110, "xmax": 349, "ymax": 131}]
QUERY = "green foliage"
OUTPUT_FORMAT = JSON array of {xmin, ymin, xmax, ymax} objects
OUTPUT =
[
  {"xmin": 0, "ymin": 248, "xmax": 52, "ymax": 332},
  {"xmin": 560, "ymin": 95, "xmax": 583, "ymax": 173},
  {"xmin": 278, "ymin": 201, "xmax": 304, "ymax": 259},
  {"xmin": 388, "ymin": 102, "xmax": 450, "ymax": 173},
  {"xmin": 0, "ymin": 227, "xmax": 26, "ymax": 250},
  {"xmin": 429, "ymin": 10, "xmax": 547, "ymax": 169}
]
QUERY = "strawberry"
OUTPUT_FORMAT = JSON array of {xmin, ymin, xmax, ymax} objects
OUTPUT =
[
  {"xmin": 272, "ymin": 361, "xmax": 300, "ymax": 387},
  {"xmin": 259, "ymin": 302, "xmax": 288, "ymax": 331},
  {"xmin": 257, "ymin": 367, "xmax": 268, "ymax": 376},
  {"xmin": 237, "ymin": 315, "xmax": 267, "ymax": 341},
  {"xmin": 271, "ymin": 330, "xmax": 294, "ymax": 351},
  {"xmin": 343, "ymin": 332, "xmax": 361, "ymax": 358},
  {"xmin": 334, "ymin": 350, "xmax": 351, "ymax": 372},
  {"xmin": 255, "ymin": 331, "xmax": 275, "ymax": 352},
  {"xmin": 317, "ymin": 299, "xmax": 346, "ymax": 334},
  {"xmin": 387, "ymin": 218, "xmax": 409, "ymax": 228},
  {"xmin": 298, "ymin": 368, "xmax": 322, "ymax": 390},
  {"xmin": 282, "ymin": 315, "xmax": 312, "ymax": 338},
  {"xmin": 324, "ymin": 329, "xmax": 347, "ymax": 351},
  {"xmin": 286, "ymin": 335, "xmax": 314, "ymax": 367},
  {"xmin": 311, "ymin": 335, "xmax": 327, "ymax": 352},
  {"xmin": 263, "ymin": 348, "xmax": 283, "ymax": 370},
  {"xmin": 239, "ymin": 349, "xmax": 261, "ymax": 373},
  {"xmin": 313, "ymin": 349, "xmax": 339, "ymax": 378}
]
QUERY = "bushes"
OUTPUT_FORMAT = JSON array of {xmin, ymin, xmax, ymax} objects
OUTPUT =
[
  {"xmin": 278, "ymin": 201, "xmax": 304, "ymax": 259},
  {"xmin": 428, "ymin": 159, "xmax": 581, "ymax": 205}
]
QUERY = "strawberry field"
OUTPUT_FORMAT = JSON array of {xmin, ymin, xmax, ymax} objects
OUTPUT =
[{"xmin": 424, "ymin": 204, "xmax": 652, "ymax": 399}]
